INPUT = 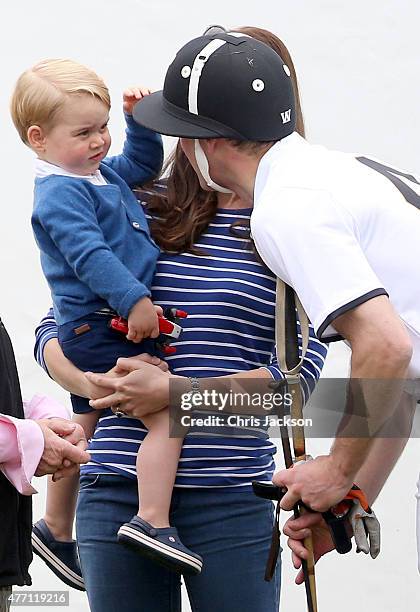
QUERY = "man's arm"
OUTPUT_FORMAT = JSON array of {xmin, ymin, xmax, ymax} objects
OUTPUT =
[
  {"xmin": 282, "ymin": 300, "xmax": 415, "ymax": 579},
  {"xmin": 274, "ymin": 295, "xmax": 413, "ymax": 512},
  {"xmin": 329, "ymin": 295, "xmax": 412, "ymax": 484}
]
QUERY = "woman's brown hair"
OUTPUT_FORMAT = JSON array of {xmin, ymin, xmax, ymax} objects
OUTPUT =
[{"xmin": 147, "ymin": 26, "xmax": 305, "ymax": 254}]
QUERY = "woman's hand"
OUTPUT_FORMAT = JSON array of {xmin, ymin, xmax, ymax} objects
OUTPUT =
[
  {"xmin": 112, "ymin": 353, "xmax": 169, "ymax": 374},
  {"xmin": 282, "ymin": 512, "xmax": 336, "ymax": 584},
  {"xmin": 85, "ymin": 357, "xmax": 171, "ymax": 418},
  {"xmin": 85, "ymin": 353, "xmax": 168, "ymax": 400}
]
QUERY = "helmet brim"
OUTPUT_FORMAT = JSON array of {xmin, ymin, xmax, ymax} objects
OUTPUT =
[{"xmin": 132, "ymin": 91, "xmax": 236, "ymax": 139}]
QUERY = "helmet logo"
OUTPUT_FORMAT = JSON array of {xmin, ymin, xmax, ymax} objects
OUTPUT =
[
  {"xmin": 281, "ymin": 109, "xmax": 292, "ymax": 124},
  {"xmin": 283, "ymin": 64, "xmax": 291, "ymax": 77},
  {"xmin": 252, "ymin": 79, "xmax": 265, "ymax": 92},
  {"xmin": 181, "ymin": 65, "xmax": 192, "ymax": 78}
]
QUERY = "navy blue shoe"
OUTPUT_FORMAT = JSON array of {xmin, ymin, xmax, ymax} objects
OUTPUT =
[
  {"xmin": 32, "ymin": 519, "xmax": 85, "ymax": 591},
  {"xmin": 117, "ymin": 516, "xmax": 203, "ymax": 575}
]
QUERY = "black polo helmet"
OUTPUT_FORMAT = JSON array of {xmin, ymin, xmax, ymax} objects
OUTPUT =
[{"xmin": 133, "ymin": 31, "xmax": 296, "ymax": 141}]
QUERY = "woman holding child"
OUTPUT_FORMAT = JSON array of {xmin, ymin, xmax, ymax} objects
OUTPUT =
[{"xmin": 33, "ymin": 26, "xmax": 327, "ymax": 612}]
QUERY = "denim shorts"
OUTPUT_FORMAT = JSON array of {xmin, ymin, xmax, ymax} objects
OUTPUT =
[{"xmin": 58, "ymin": 313, "xmax": 155, "ymax": 413}]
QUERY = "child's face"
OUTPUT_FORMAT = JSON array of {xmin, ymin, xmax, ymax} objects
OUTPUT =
[{"xmin": 41, "ymin": 94, "xmax": 111, "ymax": 175}]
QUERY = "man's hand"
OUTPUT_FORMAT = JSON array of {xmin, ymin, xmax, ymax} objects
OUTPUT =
[
  {"xmin": 274, "ymin": 455, "xmax": 353, "ymax": 512},
  {"xmin": 34, "ymin": 419, "xmax": 90, "ymax": 478},
  {"xmin": 123, "ymin": 86, "xmax": 152, "ymax": 115},
  {"xmin": 86, "ymin": 359, "xmax": 171, "ymax": 418},
  {"xmin": 283, "ymin": 512, "xmax": 335, "ymax": 584},
  {"xmin": 127, "ymin": 296, "xmax": 159, "ymax": 343}
]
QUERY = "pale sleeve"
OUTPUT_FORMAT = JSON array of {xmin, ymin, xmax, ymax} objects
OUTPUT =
[
  {"xmin": 23, "ymin": 394, "xmax": 70, "ymax": 421},
  {"xmin": 0, "ymin": 395, "xmax": 70, "ymax": 495},
  {"xmin": 0, "ymin": 416, "xmax": 44, "ymax": 495}
]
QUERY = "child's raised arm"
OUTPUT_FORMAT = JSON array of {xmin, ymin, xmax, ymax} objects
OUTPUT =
[
  {"xmin": 103, "ymin": 86, "xmax": 163, "ymax": 187},
  {"xmin": 123, "ymin": 87, "xmax": 152, "ymax": 115}
]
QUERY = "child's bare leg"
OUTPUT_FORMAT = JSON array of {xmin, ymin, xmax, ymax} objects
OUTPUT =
[
  {"xmin": 118, "ymin": 411, "xmax": 202, "ymax": 575},
  {"xmin": 44, "ymin": 411, "xmax": 98, "ymax": 540},
  {"xmin": 136, "ymin": 408, "xmax": 183, "ymax": 528}
]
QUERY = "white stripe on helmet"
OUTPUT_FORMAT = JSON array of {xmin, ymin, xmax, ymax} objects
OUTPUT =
[
  {"xmin": 188, "ymin": 35, "xmax": 251, "ymax": 113},
  {"xmin": 225, "ymin": 32, "xmax": 252, "ymax": 38},
  {"xmin": 188, "ymin": 38, "xmax": 226, "ymax": 114},
  {"xmin": 188, "ymin": 38, "xmax": 233, "ymax": 193}
]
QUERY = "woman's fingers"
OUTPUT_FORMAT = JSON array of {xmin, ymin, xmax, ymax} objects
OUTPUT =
[
  {"xmin": 283, "ymin": 511, "xmax": 336, "ymax": 586},
  {"xmin": 115, "ymin": 357, "xmax": 156, "ymax": 373},
  {"xmin": 116, "ymin": 355, "xmax": 169, "ymax": 373},
  {"xmin": 86, "ymin": 361, "xmax": 169, "ymax": 417},
  {"xmin": 292, "ymin": 551, "xmax": 303, "ymax": 570},
  {"xmin": 156, "ymin": 360, "xmax": 169, "ymax": 372},
  {"xmin": 85, "ymin": 371, "xmax": 119, "ymax": 389},
  {"xmin": 283, "ymin": 512, "xmax": 323, "ymax": 535},
  {"xmin": 287, "ymin": 532, "xmax": 310, "ymax": 560},
  {"xmin": 295, "ymin": 568, "xmax": 305, "ymax": 585},
  {"xmin": 105, "ymin": 355, "xmax": 168, "ymax": 376},
  {"xmin": 89, "ymin": 391, "xmax": 120, "ymax": 410}
]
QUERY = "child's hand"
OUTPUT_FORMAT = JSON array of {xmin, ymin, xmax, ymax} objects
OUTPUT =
[
  {"xmin": 127, "ymin": 296, "xmax": 159, "ymax": 343},
  {"xmin": 123, "ymin": 86, "xmax": 152, "ymax": 115}
]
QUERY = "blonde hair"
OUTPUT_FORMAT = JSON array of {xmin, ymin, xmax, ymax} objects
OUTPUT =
[{"xmin": 10, "ymin": 58, "xmax": 111, "ymax": 145}]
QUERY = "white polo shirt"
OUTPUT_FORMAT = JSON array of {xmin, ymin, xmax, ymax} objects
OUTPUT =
[{"xmin": 251, "ymin": 132, "xmax": 420, "ymax": 376}]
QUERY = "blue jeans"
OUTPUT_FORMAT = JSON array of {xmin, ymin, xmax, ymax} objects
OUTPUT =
[{"xmin": 76, "ymin": 474, "xmax": 281, "ymax": 612}]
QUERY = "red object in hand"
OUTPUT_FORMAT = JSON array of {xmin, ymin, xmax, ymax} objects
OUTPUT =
[
  {"xmin": 162, "ymin": 345, "xmax": 177, "ymax": 355},
  {"xmin": 109, "ymin": 308, "xmax": 186, "ymax": 354},
  {"xmin": 158, "ymin": 316, "xmax": 181, "ymax": 337},
  {"xmin": 173, "ymin": 309, "xmax": 188, "ymax": 319},
  {"xmin": 109, "ymin": 317, "xmax": 130, "ymax": 334},
  {"xmin": 109, "ymin": 315, "xmax": 181, "ymax": 339}
]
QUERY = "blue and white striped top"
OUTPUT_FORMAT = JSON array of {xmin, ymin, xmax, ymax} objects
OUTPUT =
[{"xmin": 35, "ymin": 199, "xmax": 328, "ymax": 490}]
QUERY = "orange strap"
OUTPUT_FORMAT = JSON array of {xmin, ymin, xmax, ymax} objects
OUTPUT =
[{"xmin": 331, "ymin": 484, "xmax": 371, "ymax": 517}]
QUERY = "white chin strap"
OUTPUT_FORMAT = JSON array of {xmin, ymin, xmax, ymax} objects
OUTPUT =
[{"xmin": 194, "ymin": 140, "xmax": 232, "ymax": 194}]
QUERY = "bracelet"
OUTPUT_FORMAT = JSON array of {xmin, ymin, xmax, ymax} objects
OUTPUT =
[{"xmin": 188, "ymin": 376, "xmax": 201, "ymax": 397}]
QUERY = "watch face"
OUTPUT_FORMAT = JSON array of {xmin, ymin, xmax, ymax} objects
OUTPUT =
[{"xmin": 189, "ymin": 377, "xmax": 200, "ymax": 392}]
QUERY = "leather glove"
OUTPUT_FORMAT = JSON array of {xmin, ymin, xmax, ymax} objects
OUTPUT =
[{"xmin": 349, "ymin": 499, "xmax": 380, "ymax": 558}]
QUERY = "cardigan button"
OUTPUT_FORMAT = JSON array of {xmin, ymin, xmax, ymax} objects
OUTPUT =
[{"xmin": 132, "ymin": 221, "xmax": 141, "ymax": 229}]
